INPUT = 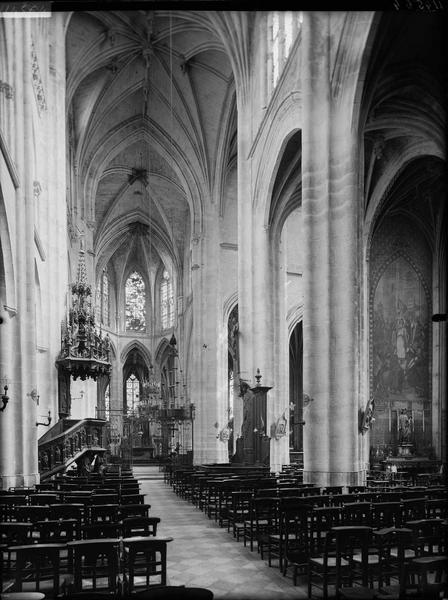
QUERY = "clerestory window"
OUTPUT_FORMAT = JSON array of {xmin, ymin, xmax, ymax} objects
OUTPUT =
[
  {"xmin": 125, "ymin": 271, "xmax": 146, "ymax": 332},
  {"xmin": 95, "ymin": 268, "xmax": 110, "ymax": 327},
  {"xmin": 160, "ymin": 269, "xmax": 174, "ymax": 329}
]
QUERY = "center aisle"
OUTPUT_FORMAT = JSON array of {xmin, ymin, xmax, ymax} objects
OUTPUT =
[{"xmin": 135, "ymin": 466, "xmax": 306, "ymax": 600}]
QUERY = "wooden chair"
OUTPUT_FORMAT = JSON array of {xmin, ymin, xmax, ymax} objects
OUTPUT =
[
  {"xmin": 10, "ymin": 542, "xmax": 67, "ymax": 597},
  {"xmin": 89, "ymin": 504, "xmax": 120, "ymax": 524},
  {"xmin": 227, "ymin": 491, "xmax": 252, "ymax": 540},
  {"xmin": 323, "ymin": 486, "xmax": 344, "ymax": 496},
  {"xmin": 34, "ymin": 519, "xmax": 78, "ymax": 543},
  {"xmin": 121, "ymin": 494, "xmax": 145, "ymax": 505},
  {"xmin": 373, "ymin": 526, "xmax": 416, "ymax": 598},
  {"xmin": 119, "ymin": 504, "xmax": 151, "ymax": 519},
  {"xmin": 426, "ymin": 498, "xmax": 448, "ymax": 519},
  {"xmin": 341, "ymin": 503, "xmax": 372, "ymax": 526},
  {"xmin": 308, "ymin": 526, "xmax": 373, "ymax": 600},
  {"xmin": 282, "ymin": 504, "xmax": 313, "ymax": 585},
  {"xmin": 67, "ymin": 538, "xmax": 120, "ymax": 593},
  {"xmin": 0, "ymin": 496, "xmax": 28, "ymax": 521},
  {"xmin": 371, "ymin": 502, "xmax": 402, "ymax": 529},
  {"xmin": 14, "ymin": 505, "xmax": 49, "ymax": 524},
  {"xmin": 122, "ymin": 516, "xmax": 160, "ymax": 538},
  {"xmin": 405, "ymin": 518, "xmax": 446, "ymax": 556},
  {"xmin": 82, "ymin": 522, "xmax": 121, "ymax": 539},
  {"xmin": 401, "ymin": 498, "xmax": 427, "ymax": 522},
  {"xmin": 29, "ymin": 494, "xmax": 59, "ymax": 506},
  {"xmin": 1, "ymin": 522, "xmax": 33, "ymax": 577},
  {"xmin": 309, "ymin": 506, "xmax": 343, "ymax": 555},
  {"xmin": 122, "ymin": 536, "xmax": 173, "ymax": 592},
  {"xmin": 249, "ymin": 496, "xmax": 279, "ymax": 559},
  {"xmin": 129, "ymin": 586, "xmax": 214, "ymax": 599},
  {"xmin": 410, "ymin": 554, "xmax": 448, "ymax": 599},
  {"xmin": 90, "ymin": 494, "xmax": 119, "ymax": 506}
]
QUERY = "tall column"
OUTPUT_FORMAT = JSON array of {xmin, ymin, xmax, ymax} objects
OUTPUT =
[
  {"xmin": 11, "ymin": 17, "xmax": 38, "ymax": 486},
  {"xmin": 190, "ymin": 209, "xmax": 228, "ymax": 465},
  {"xmin": 0, "ymin": 308, "xmax": 17, "ymax": 489},
  {"xmin": 269, "ymin": 231, "xmax": 290, "ymax": 473},
  {"xmin": 301, "ymin": 12, "xmax": 331, "ymax": 486},
  {"xmin": 237, "ymin": 98, "xmax": 255, "ymax": 385},
  {"xmin": 301, "ymin": 12, "xmax": 364, "ymax": 487}
]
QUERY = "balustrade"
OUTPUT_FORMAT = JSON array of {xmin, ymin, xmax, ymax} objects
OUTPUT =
[{"xmin": 38, "ymin": 418, "xmax": 107, "ymax": 479}]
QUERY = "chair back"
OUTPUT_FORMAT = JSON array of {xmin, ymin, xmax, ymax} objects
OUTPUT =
[
  {"xmin": 82, "ymin": 522, "xmax": 121, "ymax": 539},
  {"xmin": 122, "ymin": 536, "xmax": 173, "ymax": 592},
  {"xmin": 412, "ymin": 555, "xmax": 448, "ymax": 599},
  {"xmin": 372, "ymin": 501, "xmax": 402, "ymax": 528},
  {"xmin": 122, "ymin": 516, "xmax": 160, "ymax": 537},
  {"xmin": 282, "ymin": 504, "xmax": 313, "ymax": 565},
  {"xmin": 68, "ymin": 538, "xmax": 120, "ymax": 592},
  {"xmin": 330, "ymin": 526, "xmax": 372, "ymax": 590},
  {"xmin": 11, "ymin": 542, "xmax": 66, "ymax": 595},
  {"xmin": 342, "ymin": 502, "xmax": 372, "ymax": 526}
]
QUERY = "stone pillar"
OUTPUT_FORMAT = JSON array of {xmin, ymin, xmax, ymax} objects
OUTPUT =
[
  {"xmin": 11, "ymin": 18, "xmax": 39, "ymax": 487},
  {"xmin": 301, "ymin": 12, "xmax": 364, "ymax": 487},
  {"xmin": 236, "ymin": 98, "xmax": 255, "ymax": 386},
  {"xmin": 0, "ymin": 308, "xmax": 17, "ymax": 489},
  {"xmin": 269, "ymin": 230, "xmax": 290, "ymax": 473},
  {"xmin": 190, "ymin": 210, "xmax": 228, "ymax": 465}
]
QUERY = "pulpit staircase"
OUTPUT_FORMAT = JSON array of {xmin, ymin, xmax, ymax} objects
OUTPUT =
[{"xmin": 38, "ymin": 417, "xmax": 108, "ymax": 481}]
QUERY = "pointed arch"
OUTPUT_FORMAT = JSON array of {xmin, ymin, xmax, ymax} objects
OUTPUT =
[{"xmin": 120, "ymin": 339, "xmax": 152, "ymax": 368}]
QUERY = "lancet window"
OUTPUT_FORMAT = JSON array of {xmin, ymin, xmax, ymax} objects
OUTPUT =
[
  {"xmin": 125, "ymin": 271, "xmax": 146, "ymax": 332},
  {"xmin": 126, "ymin": 374, "xmax": 140, "ymax": 416},
  {"xmin": 95, "ymin": 268, "xmax": 110, "ymax": 327},
  {"xmin": 160, "ymin": 269, "xmax": 174, "ymax": 329},
  {"xmin": 269, "ymin": 12, "xmax": 302, "ymax": 93}
]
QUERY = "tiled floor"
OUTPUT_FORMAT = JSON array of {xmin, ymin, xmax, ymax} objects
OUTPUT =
[{"xmin": 136, "ymin": 466, "xmax": 308, "ymax": 600}]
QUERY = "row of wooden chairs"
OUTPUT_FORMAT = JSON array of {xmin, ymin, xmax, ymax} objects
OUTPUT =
[
  {"xmin": 165, "ymin": 466, "xmax": 447, "ymax": 598},
  {"xmin": 1, "ymin": 500, "xmax": 151, "ymax": 524},
  {"xmin": 1, "ymin": 515, "xmax": 160, "ymax": 546},
  {"xmin": 307, "ymin": 524, "xmax": 447, "ymax": 599},
  {"xmin": 0, "ymin": 490, "xmax": 145, "ymax": 505},
  {"xmin": 3, "ymin": 535, "xmax": 173, "ymax": 598}
]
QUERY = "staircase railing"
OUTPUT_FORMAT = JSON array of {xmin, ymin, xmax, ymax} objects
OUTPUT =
[{"xmin": 38, "ymin": 418, "xmax": 107, "ymax": 480}]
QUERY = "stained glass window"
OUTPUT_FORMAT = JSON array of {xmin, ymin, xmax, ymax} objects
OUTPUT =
[
  {"xmin": 95, "ymin": 268, "xmax": 110, "ymax": 326},
  {"xmin": 105, "ymin": 384, "xmax": 110, "ymax": 420},
  {"xmin": 126, "ymin": 374, "xmax": 139, "ymax": 416},
  {"xmin": 102, "ymin": 269, "xmax": 109, "ymax": 326},
  {"xmin": 160, "ymin": 269, "xmax": 174, "ymax": 329},
  {"xmin": 125, "ymin": 271, "xmax": 146, "ymax": 332}
]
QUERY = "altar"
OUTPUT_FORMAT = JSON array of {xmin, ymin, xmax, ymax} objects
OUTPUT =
[{"xmin": 382, "ymin": 456, "xmax": 441, "ymax": 484}]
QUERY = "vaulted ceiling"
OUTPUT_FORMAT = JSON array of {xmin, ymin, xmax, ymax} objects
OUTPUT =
[{"xmin": 66, "ymin": 10, "xmax": 246, "ymax": 277}]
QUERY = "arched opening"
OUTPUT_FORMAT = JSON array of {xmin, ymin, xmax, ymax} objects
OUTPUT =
[
  {"xmin": 121, "ymin": 346, "xmax": 150, "ymax": 466},
  {"xmin": 289, "ymin": 321, "xmax": 303, "ymax": 460},
  {"xmin": 227, "ymin": 303, "xmax": 238, "ymax": 460},
  {"xmin": 368, "ymin": 156, "xmax": 446, "ymax": 469}
]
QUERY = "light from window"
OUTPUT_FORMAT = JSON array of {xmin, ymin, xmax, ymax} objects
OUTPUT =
[
  {"xmin": 95, "ymin": 268, "xmax": 110, "ymax": 327},
  {"xmin": 105, "ymin": 384, "xmax": 110, "ymax": 420},
  {"xmin": 269, "ymin": 11, "xmax": 302, "ymax": 92},
  {"xmin": 228, "ymin": 368, "xmax": 234, "ymax": 421},
  {"xmin": 125, "ymin": 271, "xmax": 146, "ymax": 332},
  {"xmin": 102, "ymin": 270, "xmax": 109, "ymax": 326},
  {"xmin": 160, "ymin": 269, "xmax": 174, "ymax": 329},
  {"xmin": 126, "ymin": 374, "xmax": 139, "ymax": 415}
]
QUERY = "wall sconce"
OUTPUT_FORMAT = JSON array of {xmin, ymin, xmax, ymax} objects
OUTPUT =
[
  {"xmin": 0, "ymin": 385, "xmax": 9, "ymax": 412},
  {"xmin": 36, "ymin": 410, "xmax": 52, "ymax": 427}
]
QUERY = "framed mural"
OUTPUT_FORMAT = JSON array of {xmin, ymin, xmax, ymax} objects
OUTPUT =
[{"xmin": 370, "ymin": 248, "xmax": 432, "ymax": 458}]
